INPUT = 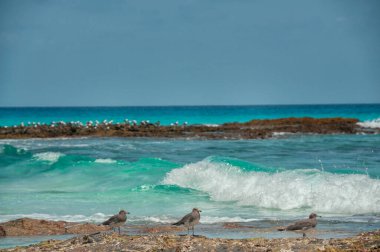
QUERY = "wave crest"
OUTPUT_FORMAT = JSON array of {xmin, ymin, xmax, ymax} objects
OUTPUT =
[
  {"xmin": 162, "ymin": 159, "xmax": 380, "ymax": 214},
  {"xmin": 33, "ymin": 152, "xmax": 65, "ymax": 164},
  {"xmin": 357, "ymin": 118, "xmax": 380, "ymax": 128},
  {"xmin": 94, "ymin": 158, "xmax": 117, "ymax": 164}
]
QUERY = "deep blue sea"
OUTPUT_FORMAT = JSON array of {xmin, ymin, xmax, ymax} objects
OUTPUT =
[
  {"xmin": 1, "ymin": 104, "xmax": 380, "ymax": 126},
  {"xmin": 0, "ymin": 104, "xmax": 380, "ymax": 247}
]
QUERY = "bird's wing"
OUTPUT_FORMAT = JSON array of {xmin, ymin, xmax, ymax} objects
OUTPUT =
[
  {"xmin": 286, "ymin": 220, "xmax": 314, "ymax": 230},
  {"xmin": 173, "ymin": 212, "xmax": 192, "ymax": 225},
  {"xmin": 102, "ymin": 215, "xmax": 118, "ymax": 225}
]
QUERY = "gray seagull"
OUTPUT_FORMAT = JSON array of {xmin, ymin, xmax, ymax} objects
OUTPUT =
[
  {"xmin": 102, "ymin": 210, "xmax": 130, "ymax": 234},
  {"xmin": 278, "ymin": 213, "xmax": 321, "ymax": 237},
  {"xmin": 172, "ymin": 208, "xmax": 202, "ymax": 236}
]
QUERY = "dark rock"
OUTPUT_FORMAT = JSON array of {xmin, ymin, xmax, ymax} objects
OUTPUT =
[
  {"xmin": 1, "ymin": 117, "xmax": 376, "ymax": 140},
  {"xmin": 0, "ymin": 218, "xmax": 110, "ymax": 236},
  {"xmin": 0, "ymin": 226, "xmax": 6, "ymax": 236},
  {"xmin": 3, "ymin": 230, "xmax": 380, "ymax": 252}
]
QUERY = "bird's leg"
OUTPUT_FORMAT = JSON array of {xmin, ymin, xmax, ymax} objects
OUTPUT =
[
  {"xmin": 192, "ymin": 225, "xmax": 194, "ymax": 236},
  {"xmin": 118, "ymin": 227, "xmax": 121, "ymax": 235},
  {"xmin": 187, "ymin": 226, "xmax": 190, "ymax": 235},
  {"xmin": 303, "ymin": 232, "xmax": 306, "ymax": 238}
]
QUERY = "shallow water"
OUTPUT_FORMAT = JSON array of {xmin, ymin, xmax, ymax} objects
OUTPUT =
[
  {"xmin": 1, "ymin": 135, "xmax": 379, "ymax": 228},
  {"xmin": 0, "ymin": 235, "xmax": 75, "ymax": 249}
]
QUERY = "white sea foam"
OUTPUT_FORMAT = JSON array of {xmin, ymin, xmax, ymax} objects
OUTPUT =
[
  {"xmin": 94, "ymin": 158, "xmax": 117, "ymax": 164},
  {"xmin": 163, "ymin": 159, "xmax": 380, "ymax": 214},
  {"xmin": 200, "ymin": 216, "xmax": 259, "ymax": 223},
  {"xmin": 0, "ymin": 213, "xmax": 259, "ymax": 224},
  {"xmin": 134, "ymin": 216, "xmax": 176, "ymax": 224},
  {"xmin": 272, "ymin": 132, "xmax": 288, "ymax": 136},
  {"xmin": 33, "ymin": 152, "xmax": 65, "ymax": 164},
  {"xmin": 2, "ymin": 213, "xmax": 377, "ymax": 226},
  {"xmin": 357, "ymin": 118, "xmax": 380, "ymax": 128},
  {"xmin": 60, "ymin": 144, "xmax": 90, "ymax": 148},
  {"xmin": 132, "ymin": 215, "xmax": 259, "ymax": 224},
  {"xmin": 272, "ymin": 132, "xmax": 294, "ymax": 138}
]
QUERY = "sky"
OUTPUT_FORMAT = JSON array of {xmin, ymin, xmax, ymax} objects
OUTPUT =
[{"xmin": 0, "ymin": 0, "xmax": 379, "ymax": 106}]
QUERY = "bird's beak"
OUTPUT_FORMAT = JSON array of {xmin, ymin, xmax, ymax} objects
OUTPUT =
[
  {"xmin": 199, "ymin": 210, "xmax": 202, "ymax": 212},
  {"xmin": 318, "ymin": 215, "xmax": 322, "ymax": 218},
  {"xmin": 127, "ymin": 212, "xmax": 131, "ymax": 214}
]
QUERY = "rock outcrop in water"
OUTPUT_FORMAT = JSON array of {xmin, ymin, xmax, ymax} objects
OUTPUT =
[
  {"xmin": 0, "ymin": 218, "xmax": 109, "ymax": 237},
  {"xmin": 0, "ymin": 117, "xmax": 377, "ymax": 139}
]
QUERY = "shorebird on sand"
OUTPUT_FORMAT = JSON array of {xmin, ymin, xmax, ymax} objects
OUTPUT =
[
  {"xmin": 172, "ymin": 208, "xmax": 202, "ymax": 236},
  {"xmin": 102, "ymin": 210, "xmax": 130, "ymax": 234},
  {"xmin": 278, "ymin": 213, "xmax": 321, "ymax": 237}
]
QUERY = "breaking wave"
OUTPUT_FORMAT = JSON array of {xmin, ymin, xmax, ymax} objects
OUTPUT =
[
  {"xmin": 94, "ymin": 158, "xmax": 117, "ymax": 164},
  {"xmin": 33, "ymin": 152, "xmax": 65, "ymax": 164},
  {"xmin": 163, "ymin": 159, "xmax": 380, "ymax": 214},
  {"xmin": 357, "ymin": 118, "xmax": 380, "ymax": 128}
]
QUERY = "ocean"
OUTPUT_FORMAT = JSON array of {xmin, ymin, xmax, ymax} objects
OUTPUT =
[
  {"xmin": 0, "ymin": 104, "xmax": 380, "ymax": 247},
  {"xmin": 1, "ymin": 104, "xmax": 380, "ymax": 127}
]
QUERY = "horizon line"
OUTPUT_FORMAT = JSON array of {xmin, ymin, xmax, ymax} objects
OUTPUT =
[{"xmin": 0, "ymin": 102, "xmax": 380, "ymax": 108}]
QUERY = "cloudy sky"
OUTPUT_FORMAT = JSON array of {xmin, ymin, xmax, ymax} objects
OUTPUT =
[{"xmin": 0, "ymin": 0, "xmax": 379, "ymax": 106}]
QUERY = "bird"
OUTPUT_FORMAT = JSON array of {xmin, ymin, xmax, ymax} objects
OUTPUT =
[
  {"xmin": 278, "ymin": 213, "xmax": 321, "ymax": 237},
  {"xmin": 102, "ymin": 210, "xmax": 130, "ymax": 234},
  {"xmin": 172, "ymin": 208, "xmax": 202, "ymax": 236}
]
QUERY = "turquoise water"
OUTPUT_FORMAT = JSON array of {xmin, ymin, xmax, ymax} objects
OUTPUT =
[
  {"xmin": 0, "ymin": 105, "xmax": 380, "ymax": 246},
  {"xmin": 1, "ymin": 104, "xmax": 380, "ymax": 126},
  {"xmin": 0, "ymin": 136, "xmax": 379, "ymax": 225}
]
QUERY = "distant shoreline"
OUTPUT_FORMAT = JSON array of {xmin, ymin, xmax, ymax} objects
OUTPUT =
[{"xmin": 0, "ymin": 117, "xmax": 379, "ymax": 140}]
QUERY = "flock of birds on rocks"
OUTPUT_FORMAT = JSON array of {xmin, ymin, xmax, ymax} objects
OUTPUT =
[
  {"xmin": 102, "ymin": 208, "xmax": 321, "ymax": 237},
  {"xmin": 1, "ymin": 119, "xmax": 189, "ymax": 129}
]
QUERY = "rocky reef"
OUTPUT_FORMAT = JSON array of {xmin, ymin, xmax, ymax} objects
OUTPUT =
[
  {"xmin": 1, "ymin": 218, "xmax": 379, "ymax": 251},
  {"xmin": 1, "ymin": 229, "xmax": 380, "ymax": 252},
  {"xmin": 0, "ymin": 218, "xmax": 109, "ymax": 237},
  {"xmin": 0, "ymin": 117, "xmax": 377, "ymax": 139}
]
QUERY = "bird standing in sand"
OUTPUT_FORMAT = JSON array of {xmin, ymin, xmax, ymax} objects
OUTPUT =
[
  {"xmin": 172, "ymin": 208, "xmax": 202, "ymax": 236},
  {"xmin": 278, "ymin": 213, "xmax": 321, "ymax": 237},
  {"xmin": 102, "ymin": 210, "xmax": 130, "ymax": 234}
]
